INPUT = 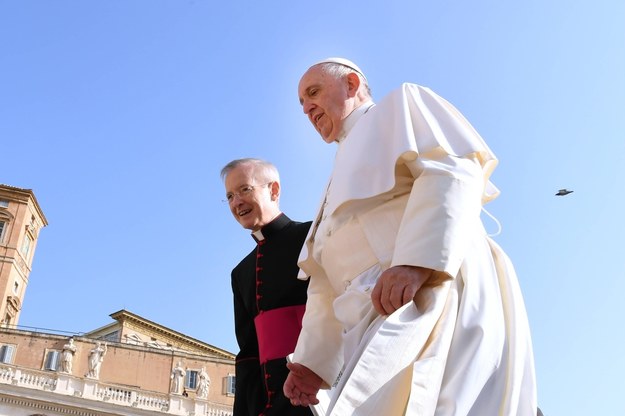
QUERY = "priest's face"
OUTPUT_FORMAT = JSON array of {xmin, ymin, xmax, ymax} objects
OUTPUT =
[
  {"xmin": 298, "ymin": 65, "xmax": 359, "ymax": 143},
  {"xmin": 224, "ymin": 163, "xmax": 280, "ymax": 231}
]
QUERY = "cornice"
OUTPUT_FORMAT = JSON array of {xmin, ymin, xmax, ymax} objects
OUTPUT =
[
  {"xmin": 0, "ymin": 184, "xmax": 48, "ymax": 226},
  {"xmin": 0, "ymin": 394, "xmax": 101, "ymax": 416}
]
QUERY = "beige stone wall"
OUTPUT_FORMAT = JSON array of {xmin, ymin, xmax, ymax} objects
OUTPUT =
[{"xmin": 0, "ymin": 199, "xmax": 27, "ymax": 325}]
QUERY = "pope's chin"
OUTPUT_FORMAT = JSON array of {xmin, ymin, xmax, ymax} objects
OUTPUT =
[
  {"xmin": 318, "ymin": 128, "xmax": 337, "ymax": 143},
  {"xmin": 321, "ymin": 133, "xmax": 338, "ymax": 144},
  {"xmin": 313, "ymin": 123, "xmax": 335, "ymax": 144}
]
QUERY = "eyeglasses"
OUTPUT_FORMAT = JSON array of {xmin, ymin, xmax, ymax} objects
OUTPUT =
[{"xmin": 223, "ymin": 182, "xmax": 272, "ymax": 204}]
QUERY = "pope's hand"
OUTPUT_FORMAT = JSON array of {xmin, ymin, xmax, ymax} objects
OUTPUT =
[
  {"xmin": 371, "ymin": 265, "xmax": 433, "ymax": 315},
  {"xmin": 283, "ymin": 362, "xmax": 323, "ymax": 407}
]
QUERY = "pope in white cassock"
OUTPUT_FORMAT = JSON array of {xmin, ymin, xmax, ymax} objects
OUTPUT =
[{"xmin": 283, "ymin": 58, "xmax": 538, "ymax": 416}]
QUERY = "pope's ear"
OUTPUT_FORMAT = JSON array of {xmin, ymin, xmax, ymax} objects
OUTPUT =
[{"xmin": 346, "ymin": 72, "xmax": 361, "ymax": 96}]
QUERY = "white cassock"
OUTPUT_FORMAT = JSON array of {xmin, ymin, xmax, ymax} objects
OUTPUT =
[{"xmin": 292, "ymin": 84, "xmax": 537, "ymax": 415}]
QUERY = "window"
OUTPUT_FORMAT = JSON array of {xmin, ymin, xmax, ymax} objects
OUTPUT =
[
  {"xmin": 0, "ymin": 199, "xmax": 8, "ymax": 208},
  {"xmin": 100, "ymin": 330, "xmax": 120, "ymax": 343},
  {"xmin": 224, "ymin": 374, "xmax": 236, "ymax": 395},
  {"xmin": 0, "ymin": 345, "xmax": 15, "ymax": 364},
  {"xmin": 44, "ymin": 350, "xmax": 60, "ymax": 371},
  {"xmin": 0, "ymin": 221, "xmax": 5, "ymax": 244},
  {"xmin": 21, "ymin": 233, "xmax": 32, "ymax": 258},
  {"xmin": 13, "ymin": 281, "xmax": 19, "ymax": 295},
  {"xmin": 185, "ymin": 370, "xmax": 198, "ymax": 390}
]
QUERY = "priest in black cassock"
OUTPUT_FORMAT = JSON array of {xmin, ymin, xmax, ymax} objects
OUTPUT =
[{"xmin": 221, "ymin": 158, "xmax": 313, "ymax": 416}]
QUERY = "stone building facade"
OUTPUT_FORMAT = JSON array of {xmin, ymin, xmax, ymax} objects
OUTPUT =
[
  {"xmin": 0, "ymin": 185, "xmax": 236, "ymax": 415},
  {"xmin": 0, "ymin": 313, "xmax": 235, "ymax": 416}
]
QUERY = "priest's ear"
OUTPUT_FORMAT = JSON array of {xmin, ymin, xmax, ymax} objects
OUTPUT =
[{"xmin": 270, "ymin": 181, "xmax": 280, "ymax": 201}]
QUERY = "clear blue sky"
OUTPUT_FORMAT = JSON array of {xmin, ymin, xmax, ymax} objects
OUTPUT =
[{"xmin": 2, "ymin": 1, "xmax": 624, "ymax": 414}]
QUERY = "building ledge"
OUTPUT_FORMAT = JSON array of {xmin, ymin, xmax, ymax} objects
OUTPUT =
[{"xmin": 0, "ymin": 363, "xmax": 232, "ymax": 416}]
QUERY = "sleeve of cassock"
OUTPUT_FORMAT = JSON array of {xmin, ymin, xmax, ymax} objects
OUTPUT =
[{"xmin": 292, "ymin": 264, "xmax": 345, "ymax": 389}]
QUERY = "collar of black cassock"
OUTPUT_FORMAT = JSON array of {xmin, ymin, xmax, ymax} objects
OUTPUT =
[{"xmin": 251, "ymin": 213, "xmax": 290, "ymax": 243}]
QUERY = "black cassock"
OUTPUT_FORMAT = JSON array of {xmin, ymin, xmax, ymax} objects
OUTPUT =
[{"xmin": 231, "ymin": 213, "xmax": 313, "ymax": 416}]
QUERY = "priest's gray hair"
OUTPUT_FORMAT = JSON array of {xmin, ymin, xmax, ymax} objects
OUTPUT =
[
  {"xmin": 318, "ymin": 62, "xmax": 372, "ymax": 98},
  {"xmin": 220, "ymin": 158, "xmax": 280, "ymax": 183}
]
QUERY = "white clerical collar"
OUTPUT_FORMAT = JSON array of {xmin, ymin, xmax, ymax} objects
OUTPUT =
[
  {"xmin": 337, "ymin": 101, "xmax": 375, "ymax": 142},
  {"xmin": 252, "ymin": 229, "xmax": 265, "ymax": 241}
]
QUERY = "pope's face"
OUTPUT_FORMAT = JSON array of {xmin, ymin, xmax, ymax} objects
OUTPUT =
[
  {"xmin": 298, "ymin": 66, "xmax": 355, "ymax": 143},
  {"xmin": 224, "ymin": 164, "xmax": 279, "ymax": 231}
]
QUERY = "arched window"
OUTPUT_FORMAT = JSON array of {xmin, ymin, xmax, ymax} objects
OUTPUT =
[
  {"xmin": 0, "ymin": 220, "xmax": 5, "ymax": 245},
  {"xmin": 0, "ymin": 213, "xmax": 10, "ymax": 246}
]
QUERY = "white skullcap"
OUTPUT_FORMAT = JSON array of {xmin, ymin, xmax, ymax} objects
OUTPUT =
[{"xmin": 311, "ymin": 57, "xmax": 367, "ymax": 81}]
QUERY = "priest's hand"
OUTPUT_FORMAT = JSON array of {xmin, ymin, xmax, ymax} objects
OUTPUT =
[
  {"xmin": 371, "ymin": 265, "xmax": 434, "ymax": 315},
  {"xmin": 284, "ymin": 362, "xmax": 323, "ymax": 407}
]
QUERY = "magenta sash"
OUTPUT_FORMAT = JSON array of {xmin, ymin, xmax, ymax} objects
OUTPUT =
[{"xmin": 254, "ymin": 305, "xmax": 305, "ymax": 364}]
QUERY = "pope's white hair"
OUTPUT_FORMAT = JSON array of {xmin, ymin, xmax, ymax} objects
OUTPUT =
[{"xmin": 317, "ymin": 62, "xmax": 372, "ymax": 98}]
